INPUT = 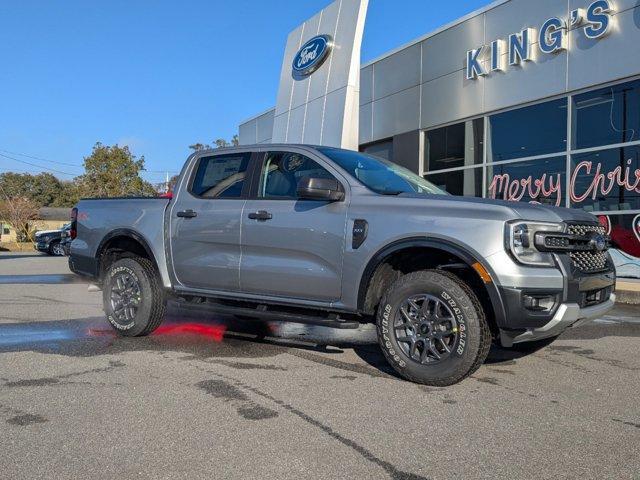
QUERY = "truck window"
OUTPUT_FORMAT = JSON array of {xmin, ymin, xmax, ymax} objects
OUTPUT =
[
  {"xmin": 318, "ymin": 147, "xmax": 447, "ymax": 196},
  {"xmin": 191, "ymin": 153, "xmax": 251, "ymax": 198},
  {"xmin": 258, "ymin": 152, "xmax": 335, "ymax": 199}
]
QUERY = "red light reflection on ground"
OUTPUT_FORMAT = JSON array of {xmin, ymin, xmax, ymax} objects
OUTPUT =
[
  {"xmin": 87, "ymin": 328, "xmax": 117, "ymax": 337},
  {"xmin": 153, "ymin": 323, "xmax": 226, "ymax": 342}
]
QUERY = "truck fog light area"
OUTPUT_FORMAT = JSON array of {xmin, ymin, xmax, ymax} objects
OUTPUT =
[{"xmin": 523, "ymin": 294, "xmax": 557, "ymax": 312}]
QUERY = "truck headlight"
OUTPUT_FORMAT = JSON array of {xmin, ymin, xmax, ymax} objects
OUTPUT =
[{"xmin": 506, "ymin": 221, "xmax": 565, "ymax": 267}]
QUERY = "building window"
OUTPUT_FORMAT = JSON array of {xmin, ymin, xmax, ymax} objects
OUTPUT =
[
  {"xmin": 486, "ymin": 157, "xmax": 566, "ymax": 207},
  {"xmin": 599, "ymin": 214, "xmax": 640, "ymax": 258},
  {"xmin": 418, "ymin": 78, "xmax": 640, "ymax": 276},
  {"xmin": 361, "ymin": 140, "xmax": 393, "ymax": 161},
  {"xmin": 425, "ymin": 119, "xmax": 483, "ymax": 172},
  {"xmin": 570, "ymin": 145, "xmax": 640, "ymax": 212},
  {"xmin": 487, "ymin": 99, "xmax": 567, "ymax": 162},
  {"xmin": 572, "ymin": 79, "xmax": 640, "ymax": 150},
  {"xmin": 425, "ymin": 167, "xmax": 482, "ymax": 197}
]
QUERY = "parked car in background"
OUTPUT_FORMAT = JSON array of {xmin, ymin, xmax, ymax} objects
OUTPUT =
[{"xmin": 35, "ymin": 223, "xmax": 70, "ymax": 256}]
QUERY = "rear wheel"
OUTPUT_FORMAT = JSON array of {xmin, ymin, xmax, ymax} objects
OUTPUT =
[
  {"xmin": 376, "ymin": 270, "xmax": 491, "ymax": 386},
  {"xmin": 103, "ymin": 257, "xmax": 166, "ymax": 336}
]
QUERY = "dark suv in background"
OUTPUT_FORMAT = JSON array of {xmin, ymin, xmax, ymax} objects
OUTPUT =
[{"xmin": 35, "ymin": 223, "xmax": 70, "ymax": 256}]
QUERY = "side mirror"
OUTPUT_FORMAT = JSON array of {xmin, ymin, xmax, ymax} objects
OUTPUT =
[{"xmin": 296, "ymin": 177, "xmax": 345, "ymax": 202}]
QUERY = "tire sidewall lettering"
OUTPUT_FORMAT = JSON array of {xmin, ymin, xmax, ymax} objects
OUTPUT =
[
  {"xmin": 441, "ymin": 291, "xmax": 466, "ymax": 356},
  {"xmin": 106, "ymin": 264, "xmax": 140, "ymax": 331},
  {"xmin": 381, "ymin": 303, "xmax": 406, "ymax": 367}
]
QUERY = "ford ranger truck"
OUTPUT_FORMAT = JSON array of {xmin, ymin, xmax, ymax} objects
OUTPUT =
[{"xmin": 68, "ymin": 145, "xmax": 616, "ymax": 386}]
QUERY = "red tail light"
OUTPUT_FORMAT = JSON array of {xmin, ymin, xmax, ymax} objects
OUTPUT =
[{"xmin": 70, "ymin": 207, "xmax": 78, "ymax": 240}]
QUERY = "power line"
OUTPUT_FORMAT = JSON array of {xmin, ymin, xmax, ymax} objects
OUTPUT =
[
  {"xmin": 0, "ymin": 147, "xmax": 179, "ymax": 176},
  {"xmin": 0, "ymin": 148, "xmax": 83, "ymax": 168},
  {"xmin": 0, "ymin": 152, "xmax": 79, "ymax": 177}
]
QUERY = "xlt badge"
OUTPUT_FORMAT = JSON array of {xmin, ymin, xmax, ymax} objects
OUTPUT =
[{"xmin": 352, "ymin": 219, "xmax": 368, "ymax": 249}]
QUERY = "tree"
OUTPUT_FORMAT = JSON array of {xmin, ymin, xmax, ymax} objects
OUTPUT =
[
  {"xmin": 54, "ymin": 181, "xmax": 82, "ymax": 207},
  {"xmin": 75, "ymin": 143, "xmax": 157, "ymax": 198},
  {"xmin": 189, "ymin": 136, "xmax": 238, "ymax": 152},
  {"xmin": 167, "ymin": 174, "xmax": 180, "ymax": 192},
  {"xmin": 188, "ymin": 143, "xmax": 211, "ymax": 152},
  {"xmin": 0, "ymin": 196, "xmax": 39, "ymax": 242},
  {"xmin": 0, "ymin": 172, "xmax": 64, "ymax": 207}
]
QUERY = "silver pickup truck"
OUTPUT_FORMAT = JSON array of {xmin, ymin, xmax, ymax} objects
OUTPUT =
[{"xmin": 68, "ymin": 145, "xmax": 616, "ymax": 385}]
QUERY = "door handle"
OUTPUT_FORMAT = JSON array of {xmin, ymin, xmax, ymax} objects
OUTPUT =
[
  {"xmin": 248, "ymin": 210, "xmax": 272, "ymax": 221},
  {"xmin": 176, "ymin": 209, "xmax": 197, "ymax": 218}
]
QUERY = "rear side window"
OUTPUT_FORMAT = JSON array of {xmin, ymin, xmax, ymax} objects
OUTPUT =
[{"xmin": 191, "ymin": 153, "xmax": 251, "ymax": 198}]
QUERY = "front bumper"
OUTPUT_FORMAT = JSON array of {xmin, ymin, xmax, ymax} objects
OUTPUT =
[
  {"xmin": 494, "ymin": 251, "xmax": 616, "ymax": 345},
  {"xmin": 500, "ymin": 293, "xmax": 616, "ymax": 346},
  {"xmin": 34, "ymin": 241, "xmax": 50, "ymax": 253}
]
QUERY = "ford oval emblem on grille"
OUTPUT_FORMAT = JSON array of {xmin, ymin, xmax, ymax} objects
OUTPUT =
[
  {"xmin": 590, "ymin": 233, "xmax": 607, "ymax": 252},
  {"xmin": 292, "ymin": 35, "xmax": 332, "ymax": 79}
]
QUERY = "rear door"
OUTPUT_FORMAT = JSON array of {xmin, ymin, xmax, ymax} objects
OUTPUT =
[
  {"xmin": 169, "ymin": 151, "xmax": 253, "ymax": 292},
  {"xmin": 239, "ymin": 149, "xmax": 348, "ymax": 302}
]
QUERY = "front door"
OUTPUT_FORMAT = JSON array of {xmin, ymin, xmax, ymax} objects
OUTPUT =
[
  {"xmin": 169, "ymin": 151, "xmax": 252, "ymax": 292},
  {"xmin": 240, "ymin": 150, "xmax": 348, "ymax": 302}
]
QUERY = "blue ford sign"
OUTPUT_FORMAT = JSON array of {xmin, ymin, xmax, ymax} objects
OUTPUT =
[{"xmin": 292, "ymin": 35, "xmax": 332, "ymax": 79}]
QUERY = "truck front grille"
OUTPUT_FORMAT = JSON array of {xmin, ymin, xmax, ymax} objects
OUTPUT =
[{"xmin": 566, "ymin": 223, "xmax": 609, "ymax": 273}]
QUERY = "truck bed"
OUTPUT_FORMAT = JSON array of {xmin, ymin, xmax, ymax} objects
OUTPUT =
[{"xmin": 69, "ymin": 197, "xmax": 172, "ymax": 286}]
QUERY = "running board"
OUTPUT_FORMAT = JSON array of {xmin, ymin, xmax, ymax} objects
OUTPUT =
[{"xmin": 175, "ymin": 299, "xmax": 361, "ymax": 330}]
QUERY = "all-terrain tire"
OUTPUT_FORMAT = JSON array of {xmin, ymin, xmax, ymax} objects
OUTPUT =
[
  {"xmin": 376, "ymin": 270, "xmax": 491, "ymax": 386},
  {"xmin": 103, "ymin": 256, "xmax": 166, "ymax": 337}
]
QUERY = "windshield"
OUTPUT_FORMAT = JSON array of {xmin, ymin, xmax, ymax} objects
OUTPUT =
[{"xmin": 318, "ymin": 147, "xmax": 447, "ymax": 196}]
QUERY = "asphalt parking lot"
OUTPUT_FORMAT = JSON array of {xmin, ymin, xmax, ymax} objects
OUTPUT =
[{"xmin": 0, "ymin": 252, "xmax": 639, "ymax": 479}]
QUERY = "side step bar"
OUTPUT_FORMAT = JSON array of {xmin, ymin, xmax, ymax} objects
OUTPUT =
[{"xmin": 175, "ymin": 299, "xmax": 362, "ymax": 330}]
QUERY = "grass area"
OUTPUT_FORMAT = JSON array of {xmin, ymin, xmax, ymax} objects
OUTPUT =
[{"xmin": 0, "ymin": 242, "xmax": 34, "ymax": 252}]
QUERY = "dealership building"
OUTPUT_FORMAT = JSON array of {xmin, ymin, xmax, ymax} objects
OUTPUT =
[{"xmin": 239, "ymin": 0, "xmax": 640, "ymax": 276}]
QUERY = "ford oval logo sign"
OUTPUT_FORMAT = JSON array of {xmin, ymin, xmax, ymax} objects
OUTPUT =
[
  {"xmin": 590, "ymin": 233, "xmax": 607, "ymax": 252},
  {"xmin": 292, "ymin": 35, "xmax": 332, "ymax": 79}
]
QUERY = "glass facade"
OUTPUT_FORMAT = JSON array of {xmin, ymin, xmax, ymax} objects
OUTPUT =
[
  {"xmin": 361, "ymin": 140, "xmax": 393, "ymax": 161},
  {"xmin": 425, "ymin": 119, "xmax": 483, "ymax": 171},
  {"xmin": 487, "ymin": 100, "xmax": 567, "ymax": 162},
  {"xmin": 486, "ymin": 157, "xmax": 566, "ymax": 207},
  {"xmin": 423, "ymin": 77, "xmax": 640, "ymax": 274},
  {"xmin": 572, "ymin": 79, "xmax": 640, "ymax": 149},
  {"xmin": 427, "ymin": 167, "xmax": 482, "ymax": 197},
  {"xmin": 571, "ymin": 146, "xmax": 640, "ymax": 212}
]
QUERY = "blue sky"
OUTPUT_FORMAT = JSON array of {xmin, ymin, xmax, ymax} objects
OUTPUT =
[{"xmin": 0, "ymin": 0, "xmax": 490, "ymax": 183}]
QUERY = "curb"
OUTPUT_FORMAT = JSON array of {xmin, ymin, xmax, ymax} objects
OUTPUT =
[{"xmin": 616, "ymin": 279, "xmax": 640, "ymax": 305}]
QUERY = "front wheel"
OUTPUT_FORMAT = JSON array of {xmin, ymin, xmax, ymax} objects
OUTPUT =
[
  {"xmin": 376, "ymin": 270, "xmax": 491, "ymax": 386},
  {"xmin": 49, "ymin": 241, "xmax": 64, "ymax": 256},
  {"xmin": 103, "ymin": 256, "xmax": 166, "ymax": 336}
]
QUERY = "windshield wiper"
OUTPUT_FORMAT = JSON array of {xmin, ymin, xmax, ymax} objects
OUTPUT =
[{"xmin": 378, "ymin": 190, "xmax": 404, "ymax": 196}]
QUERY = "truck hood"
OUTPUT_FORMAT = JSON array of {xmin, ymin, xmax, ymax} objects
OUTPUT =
[{"xmin": 398, "ymin": 193, "xmax": 598, "ymax": 224}]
